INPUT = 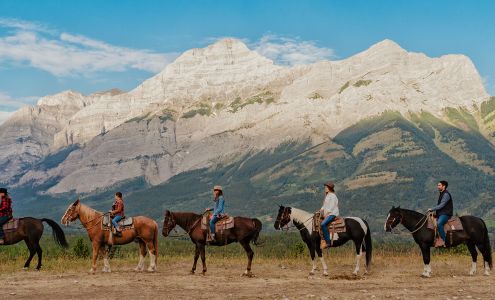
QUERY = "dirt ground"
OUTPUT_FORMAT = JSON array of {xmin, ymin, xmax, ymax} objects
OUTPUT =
[{"xmin": 0, "ymin": 255, "xmax": 494, "ymax": 299}]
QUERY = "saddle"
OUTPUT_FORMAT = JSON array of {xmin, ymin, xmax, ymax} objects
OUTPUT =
[
  {"xmin": 102, "ymin": 215, "xmax": 134, "ymax": 231},
  {"xmin": 427, "ymin": 215, "xmax": 463, "ymax": 247},
  {"xmin": 201, "ymin": 213, "xmax": 234, "ymax": 234},
  {"xmin": 314, "ymin": 212, "xmax": 346, "ymax": 246},
  {"xmin": 427, "ymin": 215, "xmax": 463, "ymax": 232},
  {"xmin": 2, "ymin": 218, "xmax": 18, "ymax": 233}
]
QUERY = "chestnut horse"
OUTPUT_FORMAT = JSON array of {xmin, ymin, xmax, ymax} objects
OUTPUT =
[
  {"xmin": 0, "ymin": 218, "xmax": 68, "ymax": 270},
  {"xmin": 162, "ymin": 210, "xmax": 262, "ymax": 277},
  {"xmin": 61, "ymin": 199, "xmax": 159, "ymax": 274}
]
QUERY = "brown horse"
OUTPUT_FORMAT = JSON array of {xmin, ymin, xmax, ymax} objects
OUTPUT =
[
  {"xmin": 0, "ymin": 218, "xmax": 68, "ymax": 270},
  {"xmin": 61, "ymin": 199, "xmax": 159, "ymax": 274},
  {"xmin": 162, "ymin": 210, "xmax": 262, "ymax": 277}
]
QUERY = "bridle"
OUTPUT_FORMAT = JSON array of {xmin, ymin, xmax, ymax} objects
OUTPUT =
[
  {"xmin": 62, "ymin": 204, "xmax": 108, "ymax": 230},
  {"xmin": 387, "ymin": 211, "xmax": 432, "ymax": 234},
  {"xmin": 276, "ymin": 207, "xmax": 291, "ymax": 231},
  {"xmin": 163, "ymin": 213, "xmax": 176, "ymax": 236}
]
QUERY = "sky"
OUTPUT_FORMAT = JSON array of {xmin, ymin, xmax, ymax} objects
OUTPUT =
[{"xmin": 0, "ymin": 0, "xmax": 494, "ymax": 123}]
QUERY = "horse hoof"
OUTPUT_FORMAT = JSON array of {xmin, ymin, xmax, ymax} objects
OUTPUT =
[
  {"xmin": 484, "ymin": 271, "xmax": 491, "ymax": 276},
  {"xmin": 421, "ymin": 273, "xmax": 431, "ymax": 278},
  {"xmin": 190, "ymin": 270, "xmax": 195, "ymax": 275},
  {"xmin": 323, "ymin": 273, "xmax": 329, "ymax": 277},
  {"xmin": 22, "ymin": 267, "xmax": 29, "ymax": 271},
  {"xmin": 309, "ymin": 271, "xmax": 315, "ymax": 276},
  {"xmin": 242, "ymin": 271, "xmax": 254, "ymax": 278},
  {"xmin": 147, "ymin": 267, "xmax": 156, "ymax": 273}
]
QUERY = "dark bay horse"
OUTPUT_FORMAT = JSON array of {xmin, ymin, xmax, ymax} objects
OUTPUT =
[
  {"xmin": 162, "ymin": 210, "xmax": 262, "ymax": 277},
  {"xmin": 385, "ymin": 206, "xmax": 492, "ymax": 277},
  {"xmin": 1, "ymin": 217, "xmax": 68, "ymax": 270},
  {"xmin": 61, "ymin": 199, "xmax": 159, "ymax": 274},
  {"xmin": 274, "ymin": 206, "xmax": 372, "ymax": 276}
]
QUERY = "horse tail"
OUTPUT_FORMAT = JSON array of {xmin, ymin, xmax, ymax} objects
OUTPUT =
[
  {"xmin": 480, "ymin": 219, "xmax": 492, "ymax": 269},
  {"xmin": 41, "ymin": 218, "xmax": 69, "ymax": 248},
  {"xmin": 251, "ymin": 218, "xmax": 263, "ymax": 246},
  {"xmin": 153, "ymin": 220, "xmax": 159, "ymax": 262},
  {"xmin": 364, "ymin": 220, "xmax": 372, "ymax": 270}
]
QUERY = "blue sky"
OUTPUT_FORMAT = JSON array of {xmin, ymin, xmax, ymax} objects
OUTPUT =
[{"xmin": 0, "ymin": 0, "xmax": 494, "ymax": 122}]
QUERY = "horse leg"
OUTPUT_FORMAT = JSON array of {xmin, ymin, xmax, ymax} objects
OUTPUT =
[
  {"xmin": 23, "ymin": 239, "xmax": 37, "ymax": 270},
  {"xmin": 191, "ymin": 244, "xmax": 200, "ymax": 274},
  {"xmin": 101, "ymin": 246, "xmax": 111, "ymax": 273},
  {"xmin": 476, "ymin": 241, "xmax": 492, "ymax": 276},
  {"xmin": 316, "ymin": 242, "xmax": 328, "ymax": 276},
  {"xmin": 145, "ymin": 239, "xmax": 157, "ymax": 272},
  {"xmin": 90, "ymin": 243, "xmax": 100, "ymax": 274},
  {"xmin": 240, "ymin": 241, "xmax": 254, "ymax": 277},
  {"xmin": 200, "ymin": 244, "xmax": 207, "ymax": 275},
  {"xmin": 352, "ymin": 239, "xmax": 362, "ymax": 276},
  {"xmin": 135, "ymin": 239, "xmax": 147, "ymax": 272},
  {"xmin": 420, "ymin": 244, "xmax": 432, "ymax": 277},
  {"xmin": 466, "ymin": 241, "xmax": 478, "ymax": 276},
  {"xmin": 35, "ymin": 244, "xmax": 43, "ymax": 270},
  {"xmin": 307, "ymin": 240, "xmax": 317, "ymax": 275}
]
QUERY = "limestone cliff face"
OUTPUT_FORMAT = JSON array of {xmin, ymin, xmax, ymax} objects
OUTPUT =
[{"xmin": 1, "ymin": 38, "xmax": 490, "ymax": 193}]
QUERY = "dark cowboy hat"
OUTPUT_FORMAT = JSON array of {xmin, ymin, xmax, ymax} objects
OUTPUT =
[
  {"xmin": 324, "ymin": 181, "xmax": 335, "ymax": 189},
  {"xmin": 0, "ymin": 188, "xmax": 8, "ymax": 194}
]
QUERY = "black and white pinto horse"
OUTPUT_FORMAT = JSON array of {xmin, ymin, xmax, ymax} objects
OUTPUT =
[
  {"xmin": 385, "ymin": 206, "xmax": 492, "ymax": 277},
  {"xmin": 274, "ymin": 206, "xmax": 372, "ymax": 276}
]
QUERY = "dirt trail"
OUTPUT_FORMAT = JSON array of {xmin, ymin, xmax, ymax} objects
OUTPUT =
[{"xmin": 1, "ymin": 257, "xmax": 493, "ymax": 299}]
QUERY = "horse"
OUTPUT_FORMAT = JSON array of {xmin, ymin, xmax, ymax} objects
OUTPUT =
[
  {"xmin": 162, "ymin": 210, "xmax": 262, "ymax": 277},
  {"xmin": 0, "ymin": 217, "xmax": 68, "ymax": 270},
  {"xmin": 274, "ymin": 206, "xmax": 372, "ymax": 276},
  {"xmin": 385, "ymin": 206, "xmax": 492, "ymax": 277},
  {"xmin": 61, "ymin": 199, "xmax": 159, "ymax": 274}
]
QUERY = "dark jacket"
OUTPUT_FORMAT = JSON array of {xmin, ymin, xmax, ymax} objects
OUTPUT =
[{"xmin": 433, "ymin": 190, "xmax": 453, "ymax": 217}]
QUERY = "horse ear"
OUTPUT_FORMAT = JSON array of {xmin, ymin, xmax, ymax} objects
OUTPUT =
[{"xmin": 397, "ymin": 205, "xmax": 401, "ymax": 209}]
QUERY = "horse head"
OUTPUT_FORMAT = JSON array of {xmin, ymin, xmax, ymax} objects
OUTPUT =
[
  {"xmin": 384, "ymin": 206, "xmax": 402, "ymax": 232},
  {"xmin": 274, "ymin": 205, "xmax": 292, "ymax": 230},
  {"xmin": 162, "ymin": 210, "xmax": 176, "ymax": 237},
  {"xmin": 61, "ymin": 199, "xmax": 81, "ymax": 226}
]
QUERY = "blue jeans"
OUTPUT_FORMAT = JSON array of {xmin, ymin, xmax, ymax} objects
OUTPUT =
[
  {"xmin": 0, "ymin": 216, "xmax": 11, "ymax": 239},
  {"xmin": 437, "ymin": 214, "xmax": 449, "ymax": 242},
  {"xmin": 321, "ymin": 215, "xmax": 336, "ymax": 244},
  {"xmin": 112, "ymin": 215, "xmax": 123, "ymax": 229},
  {"xmin": 210, "ymin": 215, "xmax": 219, "ymax": 234}
]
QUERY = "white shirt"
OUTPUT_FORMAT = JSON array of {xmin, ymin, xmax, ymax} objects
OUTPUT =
[{"xmin": 321, "ymin": 192, "xmax": 339, "ymax": 216}]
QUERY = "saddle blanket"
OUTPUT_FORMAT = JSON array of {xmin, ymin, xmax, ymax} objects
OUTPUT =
[
  {"xmin": 427, "ymin": 216, "xmax": 463, "ymax": 232},
  {"xmin": 2, "ymin": 218, "xmax": 18, "ymax": 232},
  {"xmin": 201, "ymin": 214, "xmax": 234, "ymax": 232},
  {"xmin": 102, "ymin": 215, "xmax": 134, "ymax": 230}
]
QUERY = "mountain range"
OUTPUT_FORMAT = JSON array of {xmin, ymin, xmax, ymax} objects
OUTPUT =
[{"xmin": 1, "ymin": 38, "xmax": 494, "ymax": 231}]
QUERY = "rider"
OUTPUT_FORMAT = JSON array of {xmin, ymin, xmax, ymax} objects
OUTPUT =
[
  {"xmin": 428, "ymin": 180, "xmax": 453, "ymax": 247},
  {"xmin": 206, "ymin": 185, "xmax": 225, "ymax": 241},
  {"xmin": 320, "ymin": 181, "xmax": 340, "ymax": 249},
  {"xmin": 0, "ymin": 188, "xmax": 13, "ymax": 245},
  {"xmin": 110, "ymin": 192, "xmax": 125, "ymax": 235}
]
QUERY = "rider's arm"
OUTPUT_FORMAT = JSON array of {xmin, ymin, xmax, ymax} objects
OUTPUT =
[
  {"xmin": 430, "ymin": 193, "xmax": 450, "ymax": 211},
  {"xmin": 0, "ymin": 197, "xmax": 9, "ymax": 213}
]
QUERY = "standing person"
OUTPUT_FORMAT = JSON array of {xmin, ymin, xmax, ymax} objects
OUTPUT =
[
  {"xmin": 110, "ymin": 192, "xmax": 125, "ymax": 236},
  {"xmin": 428, "ymin": 180, "xmax": 453, "ymax": 247},
  {"xmin": 320, "ymin": 181, "xmax": 340, "ymax": 249},
  {"xmin": 206, "ymin": 186, "xmax": 225, "ymax": 242},
  {"xmin": 0, "ymin": 188, "xmax": 13, "ymax": 245}
]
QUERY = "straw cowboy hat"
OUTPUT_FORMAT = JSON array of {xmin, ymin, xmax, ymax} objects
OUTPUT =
[{"xmin": 213, "ymin": 185, "xmax": 223, "ymax": 191}]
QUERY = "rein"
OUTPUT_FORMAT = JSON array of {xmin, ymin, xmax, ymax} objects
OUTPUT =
[{"xmin": 390, "ymin": 211, "xmax": 432, "ymax": 235}]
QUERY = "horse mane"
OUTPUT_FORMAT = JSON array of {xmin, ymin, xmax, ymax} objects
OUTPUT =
[
  {"xmin": 78, "ymin": 203, "xmax": 102, "ymax": 223},
  {"xmin": 289, "ymin": 207, "xmax": 314, "ymax": 232},
  {"xmin": 171, "ymin": 211, "xmax": 202, "ymax": 232},
  {"xmin": 398, "ymin": 208, "xmax": 425, "ymax": 218}
]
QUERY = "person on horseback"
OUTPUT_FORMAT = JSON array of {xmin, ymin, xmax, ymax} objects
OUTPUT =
[
  {"xmin": 206, "ymin": 185, "xmax": 225, "ymax": 241},
  {"xmin": 427, "ymin": 180, "xmax": 453, "ymax": 247},
  {"xmin": 320, "ymin": 181, "xmax": 340, "ymax": 249},
  {"xmin": 0, "ymin": 188, "xmax": 13, "ymax": 245},
  {"xmin": 110, "ymin": 192, "xmax": 125, "ymax": 236}
]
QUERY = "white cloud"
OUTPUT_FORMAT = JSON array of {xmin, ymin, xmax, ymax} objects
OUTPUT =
[
  {"xmin": 0, "ymin": 19, "xmax": 176, "ymax": 77},
  {"xmin": 252, "ymin": 34, "xmax": 335, "ymax": 66}
]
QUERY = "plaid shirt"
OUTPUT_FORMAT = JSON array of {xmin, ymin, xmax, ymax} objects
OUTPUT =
[
  {"xmin": 0, "ymin": 196, "xmax": 12, "ymax": 217},
  {"xmin": 111, "ymin": 199, "xmax": 124, "ymax": 217}
]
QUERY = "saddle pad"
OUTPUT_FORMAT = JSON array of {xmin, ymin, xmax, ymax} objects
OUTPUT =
[
  {"xmin": 201, "ymin": 214, "xmax": 234, "ymax": 231},
  {"xmin": 2, "ymin": 218, "xmax": 18, "ymax": 232},
  {"xmin": 102, "ymin": 215, "xmax": 134, "ymax": 230},
  {"xmin": 427, "ymin": 216, "xmax": 463, "ymax": 232}
]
